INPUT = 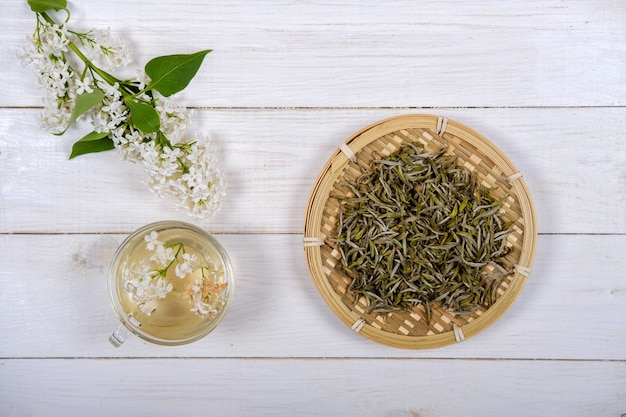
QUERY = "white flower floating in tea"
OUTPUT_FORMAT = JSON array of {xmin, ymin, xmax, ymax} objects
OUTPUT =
[
  {"xmin": 184, "ymin": 279, "xmax": 229, "ymax": 318},
  {"xmin": 19, "ymin": 0, "xmax": 225, "ymax": 218},
  {"xmin": 123, "ymin": 231, "xmax": 228, "ymax": 319}
]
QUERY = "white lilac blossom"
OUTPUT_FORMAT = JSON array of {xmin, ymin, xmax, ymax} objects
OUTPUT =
[
  {"xmin": 92, "ymin": 80, "xmax": 127, "ymax": 133},
  {"xmin": 183, "ymin": 272, "xmax": 229, "ymax": 318},
  {"xmin": 143, "ymin": 138, "xmax": 226, "ymax": 218},
  {"xmin": 84, "ymin": 28, "xmax": 129, "ymax": 70},
  {"xmin": 122, "ymin": 231, "xmax": 228, "ymax": 318},
  {"xmin": 144, "ymin": 231, "xmax": 161, "ymax": 251},
  {"xmin": 149, "ymin": 244, "xmax": 175, "ymax": 268},
  {"xmin": 20, "ymin": 2, "xmax": 224, "ymax": 218},
  {"xmin": 175, "ymin": 252, "xmax": 198, "ymax": 279},
  {"xmin": 123, "ymin": 263, "xmax": 173, "ymax": 302}
]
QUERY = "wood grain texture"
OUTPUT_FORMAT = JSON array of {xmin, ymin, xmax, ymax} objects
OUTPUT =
[
  {"xmin": 1, "ymin": 358, "xmax": 624, "ymax": 417},
  {"xmin": 1, "ymin": 0, "xmax": 625, "ymax": 415},
  {"xmin": 2, "ymin": 107, "xmax": 626, "ymax": 234},
  {"xmin": 0, "ymin": 233, "xmax": 624, "ymax": 360},
  {"xmin": 4, "ymin": 0, "xmax": 626, "ymax": 107}
]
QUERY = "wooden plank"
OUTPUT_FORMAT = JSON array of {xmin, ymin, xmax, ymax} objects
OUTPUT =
[
  {"xmin": 0, "ymin": 358, "xmax": 624, "ymax": 417},
  {"xmin": 4, "ymin": 0, "xmax": 625, "ymax": 108},
  {"xmin": 2, "ymin": 0, "xmax": 623, "ymax": 413},
  {"xmin": 1, "ymin": 108, "xmax": 625, "ymax": 234},
  {"xmin": 0, "ymin": 233, "xmax": 624, "ymax": 360}
]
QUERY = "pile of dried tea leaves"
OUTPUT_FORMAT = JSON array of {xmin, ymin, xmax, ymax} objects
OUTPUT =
[{"xmin": 332, "ymin": 142, "xmax": 512, "ymax": 319}]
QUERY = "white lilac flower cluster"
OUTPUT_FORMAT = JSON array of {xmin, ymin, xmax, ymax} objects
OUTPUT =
[
  {"xmin": 183, "ymin": 270, "xmax": 229, "ymax": 318},
  {"xmin": 103, "ymin": 82, "xmax": 226, "ymax": 218},
  {"xmin": 19, "ymin": 22, "xmax": 129, "ymax": 134},
  {"xmin": 123, "ymin": 231, "xmax": 228, "ymax": 318},
  {"xmin": 19, "ymin": 12, "xmax": 225, "ymax": 218}
]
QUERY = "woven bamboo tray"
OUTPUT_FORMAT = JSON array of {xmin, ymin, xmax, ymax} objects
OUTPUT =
[{"xmin": 303, "ymin": 114, "xmax": 537, "ymax": 349}]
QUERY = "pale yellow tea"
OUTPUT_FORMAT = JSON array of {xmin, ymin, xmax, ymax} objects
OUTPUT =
[{"xmin": 109, "ymin": 222, "xmax": 233, "ymax": 345}]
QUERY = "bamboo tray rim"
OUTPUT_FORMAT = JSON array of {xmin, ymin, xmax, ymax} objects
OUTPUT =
[{"xmin": 303, "ymin": 114, "xmax": 538, "ymax": 350}]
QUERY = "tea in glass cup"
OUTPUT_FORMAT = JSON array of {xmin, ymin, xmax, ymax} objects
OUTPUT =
[{"xmin": 108, "ymin": 221, "xmax": 234, "ymax": 346}]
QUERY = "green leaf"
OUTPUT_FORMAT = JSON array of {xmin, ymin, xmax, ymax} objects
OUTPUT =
[
  {"xmin": 54, "ymin": 89, "xmax": 105, "ymax": 136},
  {"xmin": 145, "ymin": 50, "xmax": 211, "ymax": 97},
  {"xmin": 69, "ymin": 131, "xmax": 114, "ymax": 159},
  {"xmin": 125, "ymin": 99, "xmax": 160, "ymax": 133},
  {"xmin": 28, "ymin": 0, "xmax": 67, "ymax": 12}
]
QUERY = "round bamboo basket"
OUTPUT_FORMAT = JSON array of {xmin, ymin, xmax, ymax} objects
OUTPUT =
[{"xmin": 303, "ymin": 114, "xmax": 537, "ymax": 349}]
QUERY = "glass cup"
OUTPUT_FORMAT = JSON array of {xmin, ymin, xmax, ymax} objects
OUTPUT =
[{"xmin": 107, "ymin": 221, "xmax": 234, "ymax": 346}]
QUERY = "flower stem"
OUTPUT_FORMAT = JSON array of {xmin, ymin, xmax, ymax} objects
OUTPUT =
[{"xmin": 157, "ymin": 242, "xmax": 185, "ymax": 278}]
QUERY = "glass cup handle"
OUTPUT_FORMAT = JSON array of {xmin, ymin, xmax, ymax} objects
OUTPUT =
[{"xmin": 109, "ymin": 324, "xmax": 131, "ymax": 347}]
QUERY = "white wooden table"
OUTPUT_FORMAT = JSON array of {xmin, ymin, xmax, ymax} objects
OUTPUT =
[{"xmin": 1, "ymin": 1, "xmax": 625, "ymax": 415}]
